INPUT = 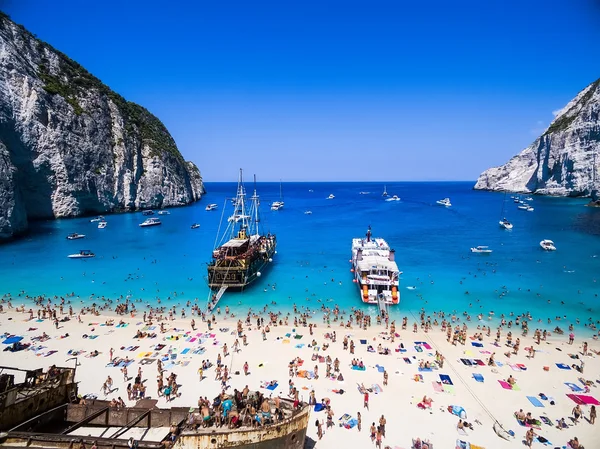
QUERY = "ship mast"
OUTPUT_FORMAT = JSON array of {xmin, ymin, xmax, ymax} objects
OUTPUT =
[
  {"xmin": 232, "ymin": 168, "xmax": 249, "ymax": 239},
  {"xmin": 251, "ymin": 174, "xmax": 261, "ymax": 236}
]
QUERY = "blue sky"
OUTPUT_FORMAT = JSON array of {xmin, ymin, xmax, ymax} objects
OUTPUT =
[{"xmin": 4, "ymin": 0, "xmax": 600, "ymax": 181}]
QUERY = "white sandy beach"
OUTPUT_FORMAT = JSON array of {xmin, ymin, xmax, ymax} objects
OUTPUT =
[{"xmin": 1, "ymin": 305, "xmax": 599, "ymax": 449}]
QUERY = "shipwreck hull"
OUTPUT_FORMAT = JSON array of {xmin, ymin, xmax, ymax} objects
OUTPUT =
[{"xmin": 175, "ymin": 403, "xmax": 309, "ymax": 449}]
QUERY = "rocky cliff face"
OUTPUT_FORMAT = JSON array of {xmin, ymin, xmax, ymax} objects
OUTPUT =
[
  {"xmin": 0, "ymin": 13, "xmax": 204, "ymax": 240},
  {"xmin": 474, "ymin": 78, "xmax": 600, "ymax": 197}
]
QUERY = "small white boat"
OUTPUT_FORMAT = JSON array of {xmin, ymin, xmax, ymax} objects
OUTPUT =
[
  {"xmin": 525, "ymin": 197, "xmax": 533, "ymax": 201},
  {"xmin": 359, "ymin": 191, "xmax": 370, "ymax": 195},
  {"xmin": 98, "ymin": 221, "xmax": 107, "ymax": 229},
  {"xmin": 205, "ymin": 203, "xmax": 218, "ymax": 211},
  {"xmin": 471, "ymin": 246, "xmax": 493, "ymax": 254},
  {"xmin": 191, "ymin": 223, "xmax": 200, "ymax": 229},
  {"xmin": 327, "ymin": 194, "xmax": 335, "ymax": 200},
  {"xmin": 66, "ymin": 233, "xmax": 85, "ymax": 240},
  {"xmin": 139, "ymin": 217, "xmax": 162, "ymax": 227},
  {"xmin": 526, "ymin": 206, "xmax": 534, "ymax": 212},
  {"xmin": 540, "ymin": 239, "xmax": 556, "ymax": 251},
  {"xmin": 271, "ymin": 201, "xmax": 284, "ymax": 211},
  {"xmin": 304, "ymin": 210, "xmax": 312, "ymax": 215},
  {"xmin": 499, "ymin": 218, "xmax": 513, "ymax": 230},
  {"xmin": 158, "ymin": 210, "xmax": 170, "ymax": 215},
  {"xmin": 89, "ymin": 216, "xmax": 105, "ymax": 223},
  {"xmin": 385, "ymin": 195, "xmax": 401, "ymax": 202},
  {"xmin": 68, "ymin": 250, "xmax": 95, "ymax": 259},
  {"xmin": 436, "ymin": 198, "xmax": 451, "ymax": 207},
  {"xmin": 517, "ymin": 204, "xmax": 529, "ymax": 210}
]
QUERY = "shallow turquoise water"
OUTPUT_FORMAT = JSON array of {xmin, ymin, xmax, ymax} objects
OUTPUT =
[{"xmin": 1, "ymin": 182, "xmax": 599, "ymax": 335}]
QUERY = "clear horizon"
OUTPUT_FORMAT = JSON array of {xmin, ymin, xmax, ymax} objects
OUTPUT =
[{"xmin": 4, "ymin": 0, "xmax": 600, "ymax": 182}]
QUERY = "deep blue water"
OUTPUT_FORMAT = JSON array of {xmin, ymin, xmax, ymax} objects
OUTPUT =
[{"xmin": 1, "ymin": 181, "xmax": 599, "ymax": 335}]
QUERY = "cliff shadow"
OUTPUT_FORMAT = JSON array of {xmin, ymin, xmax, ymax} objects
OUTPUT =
[{"xmin": 0, "ymin": 120, "xmax": 55, "ymax": 221}]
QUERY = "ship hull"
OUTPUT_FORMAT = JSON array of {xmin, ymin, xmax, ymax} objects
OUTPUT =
[{"xmin": 207, "ymin": 239, "xmax": 276, "ymax": 291}]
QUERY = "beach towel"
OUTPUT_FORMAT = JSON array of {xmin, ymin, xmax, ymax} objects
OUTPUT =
[
  {"xmin": 535, "ymin": 436, "xmax": 552, "ymax": 446},
  {"xmin": 415, "ymin": 346, "xmax": 423, "ymax": 352},
  {"xmin": 376, "ymin": 365, "xmax": 385, "ymax": 373},
  {"xmin": 474, "ymin": 359, "xmax": 485, "ymax": 366},
  {"xmin": 439, "ymin": 374, "xmax": 453, "ymax": 385},
  {"xmin": 314, "ymin": 403, "xmax": 325, "ymax": 412},
  {"xmin": 360, "ymin": 339, "xmax": 367, "ymax": 344},
  {"xmin": 294, "ymin": 335, "xmax": 303, "ymax": 339},
  {"xmin": 432, "ymin": 381, "xmax": 443, "ymax": 392},
  {"xmin": 509, "ymin": 364, "xmax": 521, "ymax": 372},
  {"xmin": 556, "ymin": 363, "xmax": 571, "ymax": 370},
  {"xmin": 461, "ymin": 358, "xmax": 473, "ymax": 366},
  {"xmin": 351, "ymin": 365, "xmax": 366, "ymax": 371},
  {"xmin": 181, "ymin": 348, "xmax": 190, "ymax": 355},
  {"xmin": 565, "ymin": 382, "xmax": 584, "ymax": 392},
  {"xmin": 295, "ymin": 344, "xmax": 305, "ymax": 349},
  {"xmin": 527, "ymin": 396, "xmax": 545, "ymax": 408},
  {"xmin": 345, "ymin": 418, "xmax": 358, "ymax": 429},
  {"xmin": 418, "ymin": 367, "xmax": 433, "ymax": 372},
  {"xmin": 539, "ymin": 416, "xmax": 552, "ymax": 426},
  {"xmin": 471, "ymin": 342, "xmax": 483, "ymax": 347},
  {"xmin": 498, "ymin": 380, "xmax": 512, "ymax": 390},
  {"xmin": 403, "ymin": 357, "xmax": 412, "ymax": 364},
  {"xmin": 44, "ymin": 350, "xmax": 57, "ymax": 357},
  {"xmin": 517, "ymin": 364, "xmax": 527, "ymax": 371},
  {"xmin": 266, "ymin": 382, "xmax": 279, "ymax": 391},
  {"xmin": 444, "ymin": 385, "xmax": 455, "ymax": 394},
  {"xmin": 372, "ymin": 384, "xmax": 383, "ymax": 394},
  {"xmin": 2, "ymin": 336, "xmax": 23, "ymax": 344},
  {"xmin": 472, "ymin": 373, "xmax": 484, "ymax": 383},
  {"xmin": 566, "ymin": 394, "xmax": 600, "ymax": 405}
]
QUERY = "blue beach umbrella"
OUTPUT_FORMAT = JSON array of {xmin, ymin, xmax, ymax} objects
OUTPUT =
[{"xmin": 2, "ymin": 336, "xmax": 23, "ymax": 344}]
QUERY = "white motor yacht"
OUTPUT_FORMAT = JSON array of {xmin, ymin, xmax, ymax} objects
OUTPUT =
[
  {"xmin": 470, "ymin": 246, "xmax": 493, "ymax": 254},
  {"xmin": 385, "ymin": 195, "xmax": 401, "ymax": 202},
  {"xmin": 499, "ymin": 218, "xmax": 513, "ymax": 230},
  {"xmin": 205, "ymin": 203, "xmax": 218, "ymax": 211},
  {"xmin": 271, "ymin": 201, "xmax": 284, "ymax": 211},
  {"xmin": 327, "ymin": 194, "xmax": 335, "ymax": 200},
  {"xmin": 66, "ymin": 233, "xmax": 85, "ymax": 240},
  {"xmin": 191, "ymin": 223, "xmax": 200, "ymax": 229},
  {"xmin": 98, "ymin": 221, "xmax": 107, "ymax": 229},
  {"xmin": 304, "ymin": 210, "xmax": 312, "ymax": 215},
  {"xmin": 517, "ymin": 204, "xmax": 529, "ymax": 210},
  {"xmin": 68, "ymin": 250, "xmax": 95, "ymax": 259},
  {"xmin": 540, "ymin": 239, "xmax": 556, "ymax": 251},
  {"xmin": 139, "ymin": 217, "xmax": 162, "ymax": 227},
  {"xmin": 89, "ymin": 216, "xmax": 105, "ymax": 223},
  {"xmin": 526, "ymin": 206, "xmax": 534, "ymax": 212},
  {"xmin": 436, "ymin": 198, "xmax": 451, "ymax": 207},
  {"xmin": 158, "ymin": 210, "xmax": 170, "ymax": 215}
]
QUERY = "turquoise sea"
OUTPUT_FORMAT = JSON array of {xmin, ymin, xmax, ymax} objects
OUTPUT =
[{"xmin": 1, "ymin": 182, "xmax": 599, "ymax": 335}]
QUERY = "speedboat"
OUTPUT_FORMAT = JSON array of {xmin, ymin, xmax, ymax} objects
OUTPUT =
[
  {"xmin": 139, "ymin": 217, "xmax": 161, "ymax": 227},
  {"xmin": 471, "ymin": 246, "xmax": 493, "ymax": 254},
  {"xmin": 327, "ymin": 194, "xmax": 335, "ymax": 200},
  {"xmin": 359, "ymin": 191, "xmax": 370, "ymax": 195},
  {"xmin": 526, "ymin": 206, "xmax": 534, "ymax": 212},
  {"xmin": 68, "ymin": 250, "xmax": 95, "ymax": 259},
  {"xmin": 499, "ymin": 218, "xmax": 513, "ymax": 230},
  {"xmin": 98, "ymin": 221, "xmax": 107, "ymax": 229},
  {"xmin": 66, "ymin": 233, "xmax": 85, "ymax": 240},
  {"xmin": 89, "ymin": 216, "xmax": 105, "ymax": 223},
  {"xmin": 525, "ymin": 197, "xmax": 533, "ymax": 201},
  {"xmin": 540, "ymin": 239, "xmax": 556, "ymax": 251},
  {"xmin": 191, "ymin": 223, "xmax": 201, "ymax": 229},
  {"xmin": 142, "ymin": 210, "xmax": 154, "ymax": 216},
  {"xmin": 158, "ymin": 210, "xmax": 170, "ymax": 215},
  {"xmin": 205, "ymin": 203, "xmax": 218, "ymax": 211},
  {"xmin": 517, "ymin": 204, "xmax": 529, "ymax": 210},
  {"xmin": 436, "ymin": 198, "xmax": 451, "ymax": 207},
  {"xmin": 304, "ymin": 210, "xmax": 312, "ymax": 215},
  {"xmin": 385, "ymin": 195, "xmax": 401, "ymax": 202},
  {"xmin": 271, "ymin": 201, "xmax": 284, "ymax": 211}
]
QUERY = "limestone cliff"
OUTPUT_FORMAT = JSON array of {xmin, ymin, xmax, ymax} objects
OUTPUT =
[
  {"xmin": 0, "ymin": 12, "xmax": 204, "ymax": 240},
  {"xmin": 474, "ymin": 78, "xmax": 600, "ymax": 197}
]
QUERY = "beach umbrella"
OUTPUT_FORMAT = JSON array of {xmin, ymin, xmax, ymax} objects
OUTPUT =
[{"xmin": 2, "ymin": 336, "xmax": 23, "ymax": 344}]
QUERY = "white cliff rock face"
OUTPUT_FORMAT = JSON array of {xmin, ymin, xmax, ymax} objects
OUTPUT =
[
  {"xmin": 475, "ymin": 78, "xmax": 600, "ymax": 197},
  {"xmin": 0, "ymin": 13, "xmax": 204, "ymax": 240}
]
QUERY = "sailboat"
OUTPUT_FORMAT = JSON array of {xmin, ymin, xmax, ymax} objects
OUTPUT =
[
  {"xmin": 498, "ymin": 192, "xmax": 513, "ymax": 230},
  {"xmin": 207, "ymin": 169, "xmax": 277, "ymax": 292},
  {"xmin": 382, "ymin": 185, "xmax": 389, "ymax": 197},
  {"xmin": 271, "ymin": 180, "xmax": 284, "ymax": 211}
]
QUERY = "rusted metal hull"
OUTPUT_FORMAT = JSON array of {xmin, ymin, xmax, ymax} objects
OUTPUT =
[{"xmin": 175, "ymin": 404, "xmax": 309, "ymax": 449}]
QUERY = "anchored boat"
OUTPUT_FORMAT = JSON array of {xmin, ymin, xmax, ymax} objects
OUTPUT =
[
  {"xmin": 207, "ymin": 169, "xmax": 276, "ymax": 292},
  {"xmin": 351, "ymin": 226, "xmax": 401, "ymax": 309}
]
